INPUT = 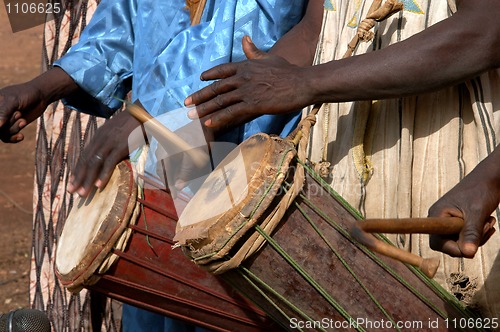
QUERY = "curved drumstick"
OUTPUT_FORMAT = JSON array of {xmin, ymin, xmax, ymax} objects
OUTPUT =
[
  {"xmin": 125, "ymin": 101, "xmax": 209, "ymax": 169},
  {"xmin": 349, "ymin": 217, "xmax": 464, "ymax": 278}
]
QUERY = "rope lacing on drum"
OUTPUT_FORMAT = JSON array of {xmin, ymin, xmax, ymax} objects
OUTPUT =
[
  {"xmin": 254, "ymin": 225, "xmax": 365, "ymax": 332},
  {"xmin": 231, "ymin": 161, "xmax": 485, "ymax": 331},
  {"xmin": 300, "ymin": 161, "xmax": 487, "ymax": 326}
]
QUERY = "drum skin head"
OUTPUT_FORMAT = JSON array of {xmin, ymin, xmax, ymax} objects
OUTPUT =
[
  {"xmin": 174, "ymin": 133, "xmax": 296, "ymax": 265},
  {"xmin": 55, "ymin": 161, "xmax": 137, "ymax": 292}
]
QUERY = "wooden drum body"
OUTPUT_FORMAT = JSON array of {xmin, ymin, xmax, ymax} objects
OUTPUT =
[
  {"xmin": 175, "ymin": 133, "xmax": 483, "ymax": 332},
  {"xmin": 55, "ymin": 161, "xmax": 281, "ymax": 332}
]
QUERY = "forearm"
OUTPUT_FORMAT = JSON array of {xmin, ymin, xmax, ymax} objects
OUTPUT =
[
  {"xmin": 305, "ymin": 0, "xmax": 500, "ymax": 105},
  {"xmin": 269, "ymin": 0, "xmax": 323, "ymax": 67},
  {"xmin": 473, "ymin": 145, "xmax": 500, "ymax": 198},
  {"xmin": 30, "ymin": 67, "xmax": 80, "ymax": 105}
]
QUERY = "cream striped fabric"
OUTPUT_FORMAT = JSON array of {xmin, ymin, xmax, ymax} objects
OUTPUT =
[{"xmin": 309, "ymin": 0, "xmax": 500, "ymax": 319}]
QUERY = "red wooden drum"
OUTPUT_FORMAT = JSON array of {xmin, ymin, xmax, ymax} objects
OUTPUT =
[
  {"xmin": 175, "ymin": 133, "xmax": 484, "ymax": 331},
  {"xmin": 55, "ymin": 161, "xmax": 281, "ymax": 332}
]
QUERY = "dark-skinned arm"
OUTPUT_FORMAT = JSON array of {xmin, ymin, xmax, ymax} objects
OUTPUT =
[
  {"xmin": 268, "ymin": 0, "xmax": 323, "ymax": 66},
  {"xmin": 187, "ymin": 0, "xmax": 500, "ymax": 128}
]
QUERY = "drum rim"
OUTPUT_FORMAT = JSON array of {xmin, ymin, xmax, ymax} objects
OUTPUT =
[
  {"xmin": 55, "ymin": 161, "xmax": 138, "ymax": 292},
  {"xmin": 175, "ymin": 133, "xmax": 297, "ymax": 264}
]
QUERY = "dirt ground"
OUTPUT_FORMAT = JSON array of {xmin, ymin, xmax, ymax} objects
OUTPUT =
[{"xmin": 0, "ymin": 6, "xmax": 43, "ymax": 313}]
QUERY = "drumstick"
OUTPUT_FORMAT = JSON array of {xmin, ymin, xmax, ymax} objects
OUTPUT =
[
  {"xmin": 357, "ymin": 217, "xmax": 464, "ymax": 234},
  {"xmin": 349, "ymin": 217, "xmax": 464, "ymax": 278},
  {"xmin": 125, "ymin": 101, "xmax": 209, "ymax": 169}
]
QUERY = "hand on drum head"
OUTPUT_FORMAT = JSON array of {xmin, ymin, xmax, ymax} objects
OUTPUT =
[
  {"xmin": 428, "ymin": 148, "xmax": 500, "ymax": 258},
  {"xmin": 184, "ymin": 36, "xmax": 310, "ymax": 130},
  {"xmin": 68, "ymin": 110, "xmax": 143, "ymax": 197}
]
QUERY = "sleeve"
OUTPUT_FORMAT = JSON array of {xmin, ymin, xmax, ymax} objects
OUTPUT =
[{"xmin": 54, "ymin": 0, "xmax": 136, "ymax": 117}]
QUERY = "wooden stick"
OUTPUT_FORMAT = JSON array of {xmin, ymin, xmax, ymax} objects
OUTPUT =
[
  {"xmin": 358, "ymin": 217, "xmax": 464, "ymax": 234},
  {"xmin": 191, "ymin": 0, "xmax": 206, "ymax": 26},
  {"xmin": 126, "ymin": 101, "xmax": 209, "ymax": 169},
  {"xmin": 349, "ymin": 217, "xmax": 464, "ymax": 278}
]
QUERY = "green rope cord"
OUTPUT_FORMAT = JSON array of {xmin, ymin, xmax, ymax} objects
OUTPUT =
[
  {"xmin": 296, "ymin": 180, "xmax": 448, "ymax": 318},
  {"xmin": 135, "ymin": 184, "xmax": 155, "ymax": 251},
  {"xmin": 289, "ymin": 190, "xmax": 400, "ymax": 331},
  {"xmin": 298, "ymin": 160, "xmax": 483, "ymax": 327},
  {"xmin": 254, "ymin": 225, "xmax": 366, "ymax": 332},
  {"xmin": 129, "ymin": 146, "xmax": 144, "ymax": 163},
  {"xmin": 235, "ymin": 265, "xmax": 319, "ymax": 332}
]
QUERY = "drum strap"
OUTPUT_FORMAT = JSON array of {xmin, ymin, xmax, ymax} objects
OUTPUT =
[{"xmin": 309, "ymin": 0, "xmax": 404, "ymax": 177}]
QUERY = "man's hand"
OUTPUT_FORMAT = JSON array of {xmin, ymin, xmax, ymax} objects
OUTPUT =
[
  {"xmin": 0, "ymin": 67, "xmax": 81, "ymax": 143},
  {"xmin": 429, "ymin": 147, "xmax": 500, "ymax": 258},
  {"xmin": 0, "ymin": 82, "xmax": 47, "ymax": 143},
  {"xmin": 68, "ymin": 110, "xmax": 142, "ymax": 197},
  {"xmin": 185, "ymin": 36, "xmax": 310, "ymax": 129}
]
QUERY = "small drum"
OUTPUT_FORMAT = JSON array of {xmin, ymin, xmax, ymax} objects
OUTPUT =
[
  {"xmin": 55, "ymin": 161, "xmax": 281, "ymax": 332},
  {"xmin": 175, "ymin": 133, "xmax": 484, "ymax": 331}
]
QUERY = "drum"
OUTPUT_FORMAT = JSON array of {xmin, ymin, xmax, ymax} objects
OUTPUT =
[
  {"xmin": 175, "ymin": 133, "xmax": 485, "ymax": 331},
  {"xmin": 55, "ymin": 161, "xmax": 282, "ymax": 332}
]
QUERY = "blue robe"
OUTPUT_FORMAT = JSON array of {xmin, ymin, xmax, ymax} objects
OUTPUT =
[
  {"xmin": 56, "ymin": 0, "xmax": 306, "ymax": 141},
  {"xmin": 55, "ymin": 0, "xmax": 306, "ymax": 331}
]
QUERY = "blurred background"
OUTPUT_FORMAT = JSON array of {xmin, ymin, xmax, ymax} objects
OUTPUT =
[{"xmin": 0, "ymin": 4, "xmax": 42, "ymax": 312}]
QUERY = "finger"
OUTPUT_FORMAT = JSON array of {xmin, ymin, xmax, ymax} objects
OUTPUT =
[
  {"xmin": 3, "ymin": 132, "xmax": 24, "ymax": 143},
  {"xmin": 67, "ymin": 172, "xmax": 85, "ymax": 195},
  {"xmin": 479, "ymin": 217, "xmax": 496, "ymax": 246},
  {"xmin": 95, "ymin": 153, "xmax": 123, "ymax": 189},
  {"xmin": 242, "ymin": 36, "xmax": 268, "ymax": 60},
  {"xmin": 8, "ymin": 111, "xmax": 21, "ymax": 125},
  {"xmin": 68, "ymin": 147, "xmax": 98, "ymax": 194},
  {"xmin": 458, "ymin": 215, "xmax": 487, "ymax": 258},
  {"xmin": 0, "ymin": 113, "xmax": 25, "ymax": 142},
  {"xmin": 204, "ymin": 102, "xmax": 255, "ymax": 129},
  {"xmin": 188, "ymin": 88, "xmax": 241, "ymax": 119},
  {"xmin": 69, "ymin": 153, "xmax": 105, "ymax": 197},
  {"xmin": 9, "ymin": 118, "xmax": 27, "ymax": 135},
  {"xmin": 199, "ymin": 63, "xmax": 239, "ymax": 82},
  {"xmin": 81, "ymin": 153, "xmax": 107, "ymax": 195},
  {"xmin": 186, "ymin": 77, "xmax": 240, "ymax": 111},
  {"xmin": 429, "ymin": 235, "xmax": 463, "ymax": 257}
]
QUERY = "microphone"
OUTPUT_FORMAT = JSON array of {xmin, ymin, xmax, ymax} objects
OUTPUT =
[{"xmin": 0, "ymin": 309, "xmax": 51, "ymax": 332}]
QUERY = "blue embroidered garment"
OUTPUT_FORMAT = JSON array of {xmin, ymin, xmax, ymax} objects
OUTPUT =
[
  {"xmin": 55, "ymin": 1, "xmax": 306, "ymax": 330},
  {"xmin": 56, "ymin": 0, "xmax": 307, "ymax": 141}
]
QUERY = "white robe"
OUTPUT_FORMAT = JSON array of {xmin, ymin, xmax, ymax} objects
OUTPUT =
[{"xmin": 309, "ymin": 0, "xmax": 500, "ymax": 319}]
